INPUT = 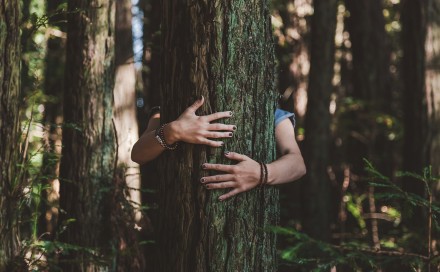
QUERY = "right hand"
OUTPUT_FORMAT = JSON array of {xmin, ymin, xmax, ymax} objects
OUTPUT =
[{"xmin": 165, "ymin": 96, "xmax": 236, "ymax": 147}]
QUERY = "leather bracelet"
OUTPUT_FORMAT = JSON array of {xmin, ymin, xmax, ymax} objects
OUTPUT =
[
  {"xmin": 155, "ymin": 123, "xmax": 178, "ymax": 150},
  {"xmin": 259, "ymin": 162, "xmax": 264, "ymax": 186},
  {"xmin": 262, "ymin": 163, "xmax": 268, "ymax": 186}
]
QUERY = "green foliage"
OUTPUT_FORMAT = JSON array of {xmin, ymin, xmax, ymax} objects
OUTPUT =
[{"xmin": 278, "ymin": 160, "xmax": 439, "ymax": 271}]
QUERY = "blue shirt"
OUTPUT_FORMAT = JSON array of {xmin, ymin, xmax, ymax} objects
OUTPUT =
[{"xmin": 275, "ymin": 108, "xmax": 295, "ymax": 128}]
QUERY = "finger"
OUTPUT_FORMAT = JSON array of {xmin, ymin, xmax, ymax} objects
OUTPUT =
[
  {"xmin": 219, "ymin": 188, "xmax": 241, "ymax": 201},
  {"xmin": 200, "ymin": 174, "xmax": 235, "ymax": 183},
  {"xmin": 199, "ymin": 139, "xmax": 224, "ymax": 147},
  {"xmin": 204, "ymin": 111, "xmax": 233, "ymax": 122},
  {"xmin": 202, "ymin": 163, "xmax": 235, "ymax": 173},
  {"xmin": 204, "ymin": 131, "xmax": 233, "ymax": 139},
  {"xmin": 208, "ymin": 123, "xmax": 237, "ymax": 131},
  {"xmin": 186, "ymin": 95, "xmax": 204, "ymax": 114},
  {"xmin": 224, "ymin": 151, "xmax": 249, "ymax": 162},
  {"xmin": 205, "ymin": 182, "xmax": 236, "ymax": 190}
]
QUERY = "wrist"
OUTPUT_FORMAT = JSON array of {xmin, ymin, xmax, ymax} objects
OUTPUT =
[
  {"xmin": 266, "ymin": 163, "xmax": 275, "ymax": 185},
  {"xmin": 163, "ymin": 121, "xmax": 180, "ymax": 144}
]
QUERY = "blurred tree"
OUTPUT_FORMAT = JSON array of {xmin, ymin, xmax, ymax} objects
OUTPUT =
[
  {"xmin": 139, "ymin": 0, "xmax": 161, "ymax": 265},
  {"xmin": 58, "ymin": 0, "xmax": 117, "ymax": 270},
  {"xmin": 344, "ymin": 0, "xmax": 392, "ymax": 248},
  {"xmin": 39, "ymin": 0, "xmax": 66, "ymax": 239},
  {"xmin": 156, "ymin": 0, "xmax": 278, "ymax": 271},
  {"xmin": 302, "ymin": 0, "xmax": 337, "ymax": 242},
  {"xmin": 141, "ymin": 0, "xmax": 161, "ymax": 111},
  {"xmin": 112, "ymin": 0, "xmax": 145, "ymax": 269},
  {"xmin": 426, "ymin": 0, "xmax": 440, "ymax": 180},
  {"xmin": 0, "ymin": 0, "xmax": 23, "ymax": 269},
  {"xmin": 401, "ymin": 0, "xmax": 430, "ymax": 235}
]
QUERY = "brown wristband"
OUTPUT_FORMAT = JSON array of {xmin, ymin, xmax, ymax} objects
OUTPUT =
[{"xmin": 155, "ymin": 123, "xmax": 178, "ymax": 150}]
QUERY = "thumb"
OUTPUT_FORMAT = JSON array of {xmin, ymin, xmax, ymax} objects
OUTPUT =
[{"xmin": 186, "ymin": 95, "xmax": 204, "ymax": 114}]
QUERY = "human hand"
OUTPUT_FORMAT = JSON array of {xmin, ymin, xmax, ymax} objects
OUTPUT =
[
  {"xmin": 166, "ymin": 96, "xmax": 236, "ymax": 147},
  {"xmin": 200, "ymin": 151, "xmax": 262, "ymax": 201}
]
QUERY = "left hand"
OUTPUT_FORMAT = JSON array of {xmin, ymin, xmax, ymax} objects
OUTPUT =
[{"xmin": 201, "ymin": 151, "xmax": 262, "ymax": 201}]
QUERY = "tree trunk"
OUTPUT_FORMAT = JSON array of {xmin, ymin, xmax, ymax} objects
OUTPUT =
[
  {"xmin": 302, "ymin": 0, "xmax": 337, "ymax": 242},
  {"xmin": 39, "ymin": 0, "xmax": 66, "ymax": 239},
  {"xmin": 344, "ymin": 0, "xmax": 391, "ymax": 248},
  {"xmin": 344, "ymin": 0, "xmax": 390, "ymax": 104},
  {"xmin": 427, "ymin": 0, "xmax": 440, "ymax": 180},
  {"xmin": 0, "ymin": 0, "xmax": 23, "ymax": 269},
  {"xmin": 401, "ymin": 0, "xmax": 429, "ymax": 233},
  {"xmin": 140, "ymin": 0, "xmax": 162, "ymax": 267},
  {"xmin": 113, "ymin": 0, "xmax": 145, "ymax": 270},
  {"xmin": 157, "ymin": 0, "xmax": 278, "ymax": 271},
  {"xmin": 58, "ymin": 0, "xmax": 117, "ymax": 270}
]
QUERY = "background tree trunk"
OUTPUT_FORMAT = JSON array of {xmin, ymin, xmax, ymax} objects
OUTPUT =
[
  {"xmin": 157, "ymin": 0, "xmax": 278, "ymax": 271},
  {"xmin": 344, "ymin": 0, "xmax": 391, "ymax": 248},
  {"xmin": 58, "ymin": 0, "xmax": 117, "ymax": 270},
  {"xmin": 401, "ymin": 0, "xmax": 429, "ymax": 235},
  {"xmin": 39, "ymin": 0, "xmax": 66, "ymax": 239},
  {"xmin": 302, "ymin": 0, "xmax": 337, "ymax": 242},
  {"xmin": 0, "ymin": 0, "xmax": 22, "ymax": 269},
  {"xmin": 112, "ymin": 0, "xmax": 145, "ymax": 270},
  {"xmin": 427, "ymin": 0, "xmax": 440, "ymax": 179}
]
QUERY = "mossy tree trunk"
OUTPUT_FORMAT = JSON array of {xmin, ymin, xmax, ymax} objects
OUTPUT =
[
  {"xmin": 302, "ymin": 0, "xmax": 337, "ymax": 242},
  {"xmin": 157, "ymin": 0, "xmax": 278, "ymax": 271},
  {"xmin": 0, "ymin": 0, "xmax": 22, "ymax": 269},
  {"xmin": 58, "ymin": 0, "xmax": 117, "ymax": 270}
]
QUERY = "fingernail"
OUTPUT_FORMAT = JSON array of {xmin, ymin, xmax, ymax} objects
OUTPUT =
[
  {"xmin": 229, "ymin": 132, "xmax": 233, "ymax": 137},
  {"xmin": 233, "ymin": 126, "xmax": 237, "ymax": 130},
  {"xmin": 201, "ymin": 164, "xmax": 206, "ymax": 169},
  {"xmin": 199, "ymin": 95, "xmax": 203, "ymax": 100},
  {"xmin": 200, "ymin": 178, "xmax": 205, "ymax": 183},
  {"xmin": 219, "ymin": 197, "xmax": 224, "ymax": 201},
  {"xmin": 220, "ymin": 142, "xmax": 224, "ymax": 146},
  {"xmin": 229, "ymin": 111, "xmax": 233, "ymax": 116},
  {"xmin": 224, "ymin": 151, "xmax": 230, "ymax": 156},
  {"xmin": 205, "ymin": 184, "xmax": 210, "ymax": 189}
]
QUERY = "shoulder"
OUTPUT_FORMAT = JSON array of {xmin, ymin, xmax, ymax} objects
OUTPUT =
[
  {"xmin": 275, "ymin": 108, "xmax": 295, "ymax": 128},
  {"xmin": 148, "ymin": 106, "xmax": 161, "ymax": 120}
]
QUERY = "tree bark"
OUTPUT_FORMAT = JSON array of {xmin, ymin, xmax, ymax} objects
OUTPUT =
[
  {"xmin": 426, "ymin": 0, "xmax": 440, "ymax": 180},
  {"xmin": 302, "ymin": 0, "xmax": 337, "ymax": 242},
  {"xmin": 0, "ymin": 0, "xmax": 22, "ymax": 269},
  {"xmin": 113, "ymin": 0, "xmax": 145, "ymax": 270},
  {"xmin": 401, "ymin": 0, "xmax": 429, "ymax": 232},
  {"xmin": 39, "ymin": 0, "xmax": 66, "ymax": 239},
  {"xmin": 58, "ymin": 0, "xmax": 117, "ymax": 270},
  {"xmin": 157, "ymin": 0, "xmax": 278, "ymax": 271},
  {"xmin": 344, "ymin": 0, "xmax": 390, "ymax": 104}
]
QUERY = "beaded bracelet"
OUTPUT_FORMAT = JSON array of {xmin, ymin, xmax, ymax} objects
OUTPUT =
[
  {"xmin": 155, "ymin": 123, "xmax": 178, "ymax": 150},
  {"xmin": 259, "ymin": 162, "xmax": 268, "ymax": 187}
]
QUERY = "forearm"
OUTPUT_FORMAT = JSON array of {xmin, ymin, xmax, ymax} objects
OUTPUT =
[
  {"xmin": 266, "ymin": 153, "xmax": 306, "ymax": 185},
  {"xmin": 131, "ymin": 121, "xmax": 179, "ymax": 165}
]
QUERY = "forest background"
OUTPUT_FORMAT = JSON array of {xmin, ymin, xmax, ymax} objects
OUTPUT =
[{"xmin": 1, "ymin": 0, "xmax": 440, "ymax": 271}]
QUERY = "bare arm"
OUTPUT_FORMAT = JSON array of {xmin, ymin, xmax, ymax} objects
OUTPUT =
[
  {"xmin": 266, "ymin": 118, "xmax": 306, "ymax": 185},
  {"xmin": 131, "ymin": 96, "xmax": 236, "ymax": 165},
  {"xmin": 201, "ymin": 118, "xmax": 306, "ymax": 200}
]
